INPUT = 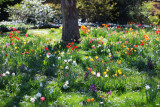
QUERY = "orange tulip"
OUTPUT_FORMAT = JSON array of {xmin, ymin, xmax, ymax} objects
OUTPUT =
[
  {"xmin": 91, "ymin": 98, "xmax": 94, "ymax": 102},
  {"xmin": 87, "ymin": 99, "xmax": 90, "ymax": 102}
]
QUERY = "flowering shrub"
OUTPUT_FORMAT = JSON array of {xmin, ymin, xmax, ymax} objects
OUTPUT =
[{"xmin": 6, "ymin": 0, "xmax": 55, "ymax": 24}]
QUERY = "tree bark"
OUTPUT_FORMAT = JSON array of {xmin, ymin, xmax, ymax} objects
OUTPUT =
[{"xmin": 61, "ymin": 0, "xmax": 80, "ymax": 43}]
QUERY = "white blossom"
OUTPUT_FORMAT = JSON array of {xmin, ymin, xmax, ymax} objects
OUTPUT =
[
  {"xmin": 58, "ymin": 57, "xmax": 61, "ymax": 60},
  {"xmin": 6, "ymin": 71, "xmax": 10, "ymax": 75},
  {"xmin": 63, "ymin": 81, "xmax": 69, "ymax": 89},
  {"xmin": 40, "ymin": 82, "xmax": 43, "ymax": 87},
  {"xmin": 64, "ymin": 60, "xmax": 67, "ymax": 63},
  {"xmin": 53, "ymin": 64, "xmax": 55, "ymax": 67},
  {"xmin": 36, "ymin": 92, "xmax": 42, "ymax": 97},
  {"xmin": 12, "ymin": 72, "xmax": 15, "ymax": 76},
  {"xmin": 105, "ymin": 74, "xmax": 108, "ymax": 78},
  {"xmin": 145, "ymin": 85, "xmax": 150, "ymax": 90},
  {"xmin": 96, "ymin": 72, "xmax": 101, "ymax": 77},
  {"xmin": 65, "ymin": 66, "xmax": 69, "ymax": 69},
  {"xmin": 3, "ymin": 73, "xmax": 6, "ymax": 76},
  {"xmin": 68, "ymin": 59, "xmax": 72, "ymax": 62},
  {"xmin": 30, "ymin": 97, "xmax": 35, "ymax": 103}
]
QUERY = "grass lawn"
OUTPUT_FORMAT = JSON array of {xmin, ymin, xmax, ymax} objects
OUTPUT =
[{"xmin": 0, "ymin": 25, "xmax": 160, "ymax": 107}]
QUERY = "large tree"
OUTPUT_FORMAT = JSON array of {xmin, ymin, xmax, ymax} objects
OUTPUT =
[{"xmin": 61, "ymin": 0, "xmax": 80, "ymax": 43}]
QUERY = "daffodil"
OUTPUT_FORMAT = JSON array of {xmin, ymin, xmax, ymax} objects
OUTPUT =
[
  {"xmin": 60, "ymin": 66, "xmax": 63, "ymax": 69},
  {"xmin": 106, "ymin": 69, "xmax": 109, "ymax": 72},
  {"xmin": 95, "ymin": 56, "xmax": 98, "ymax": 59},
  {"xmin": 85, "ymin": 56, "xmax": 88, "ymax": 59},
  {"xmin": 90, "ymin": 58, "xmax": 94, "ymax": 61},
  {"xmin": 118, "ymin": 71, "xmax": 122, "ymax": 75},
  {"xmin": 117, "ymin": 60, "xmax": 121, "ymax": 64}
]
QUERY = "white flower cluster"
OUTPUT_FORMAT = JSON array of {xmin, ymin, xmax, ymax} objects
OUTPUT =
[
  {"xmin": 1, "ymin": 71, "xmax": 15, "ymax": 77},
  {"xmin": 6, "ymin": 0, "xmax": 56, "ymax": 24},
  {"xmin": 63, "ymin": 81, "xmax": 69, "ymax": 90}
]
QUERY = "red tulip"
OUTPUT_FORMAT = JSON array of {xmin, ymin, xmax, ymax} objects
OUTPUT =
[
  {"xmin": 71, "ymin": 42, "xmax": 74, "ymax": 45},
  {"xmin": 45, "ymin": 47, "xmax": 48, "ymax": 51}
]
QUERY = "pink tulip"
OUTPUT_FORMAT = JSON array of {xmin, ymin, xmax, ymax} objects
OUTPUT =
[
  {"xmin": 40, "ymin": 97, "xmax": 45, "ymax": 101},
  {"xmin": 89, "ymin": 68, "xmax": 92, "ymax": 72},
  {"xmin": 25, "ymin": 34, "xmax": 28, "ymax": 37},
  {"xmin": 17, "ymin": 30, "xmax": 20, "ymax": 33}
]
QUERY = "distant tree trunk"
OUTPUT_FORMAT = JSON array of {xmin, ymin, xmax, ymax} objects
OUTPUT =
[{"xmin": 61, "ymin": 0, "xmax": 80, "ymax": 43}]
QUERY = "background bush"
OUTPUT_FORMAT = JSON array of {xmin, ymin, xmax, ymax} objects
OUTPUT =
[
  {"xmin": 6, "ymin": 0, "xmax": 56, "ymax": 24},
  {"xmin": 77, "ymin": 0, "xmax": 117, "ymax": 23}
]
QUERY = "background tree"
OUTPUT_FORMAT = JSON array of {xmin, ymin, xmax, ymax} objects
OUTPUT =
[
  {"xmin": 61, "ymin": 0, "xmax": 80, "ymax": 43},
  {"xmin": 77, "ymin": 0, "xmax": 117, "ymax": 23},
  {"xmin": 0, "ymin": 0, "xmax": 22, "ymax": 21}
]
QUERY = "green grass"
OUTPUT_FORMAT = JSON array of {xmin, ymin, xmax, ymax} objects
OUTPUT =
[{"xmin": 0, "ymin": 26, "xmax": 160, "ymax": 107}]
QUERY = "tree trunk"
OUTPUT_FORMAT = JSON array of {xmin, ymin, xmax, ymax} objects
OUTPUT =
[{"xmin": 61, "ymin": 0, "xmax": 80, "ymax": 43}]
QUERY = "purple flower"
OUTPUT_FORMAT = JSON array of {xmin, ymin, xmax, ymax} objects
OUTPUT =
[
  {"xmin": 148, "ymin": 61, "xmax": 153, "ymax": 68},
  {"xmin": 90, "ymin": 84, "xmax": 97, "ymax": 92},
  {"xmin": 85, "ymin": 72, "xmax": 89, "ymax": 78},
  {"xmin": 21, "ymin": 64, "xmax": 25, "ymax": 69},
  {"xmin": 110, "ymin": 55, "xmax": 113, "ymax": 59},
  {"xmin": 108, "ymin": 91, "xmax": 111, "ymax": 95}
]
